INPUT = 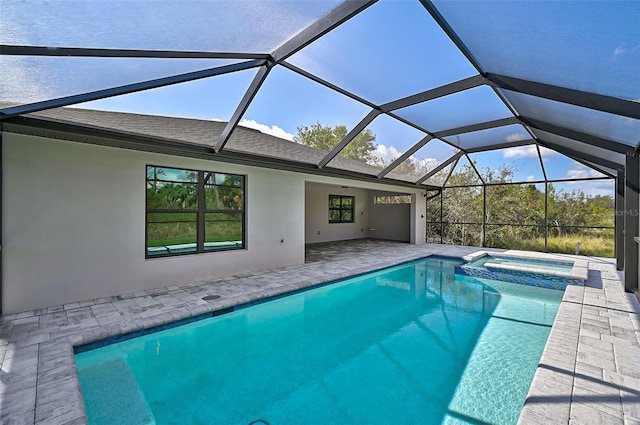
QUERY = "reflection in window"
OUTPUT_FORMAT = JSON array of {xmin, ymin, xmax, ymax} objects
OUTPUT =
[
  {"xmin": 329, "ymin": 195, "xmax": 354, "ymax": 223},
  {"xmin": 146, "ymin": 166, "xmax": 245, "ymax": 257}
]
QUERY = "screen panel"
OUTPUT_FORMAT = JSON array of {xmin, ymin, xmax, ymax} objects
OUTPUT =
[
  {"xmin": 432, "ymin": 0, "xmax": 640, "ymax": 100},
  {"xmin": 240, "ymin": 65, "xmax": 373, "ymax": 165},
  {"xmin": 395, "ymin": 85, "xmax": 512, "ymax": 133},
  {"xmin": 76, "ymin": 68, "xmax": 257, "ymax": 122},
  {"xmin": 0, "ymin": 0, "xmax": 341, "ymax": 52},
  {"xmin": 288, "ymin": 0, "xmax": 477, "ymax": 104},
  {"xmin": 0, "ymin": 57, "xmax": 241, "ymax": 105},
  {"xmin": 444, "ymin": 124, "xmax": 530, "ymax": 150},
  {"xmin": 469, "ymin": 147, "xmax": 544, "ymax": 183}
]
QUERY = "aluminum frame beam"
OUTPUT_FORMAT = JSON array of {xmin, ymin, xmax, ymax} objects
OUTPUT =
[
  {"xmin": 377, "ymin": 135, "xmax": 433, "ymax": 178},
  {"xmin": 536, "ymin": 145, "xmax": 548, "ymax": 181},
  {"xmin": 280, "ymin": 61, "xmax": 377, "ymax": 110},
  {"xmin": 624, "ymin": 153, "xmax": 639, "ymax": 293},
  {"xmin": 487, "ymin": 73, "xmax": 640, "ymax": 120},
  {"xmin": 466, "ymin": 153, "xmax": 484, "ymax": 184},
  {"xmin": 379, "ymin": 75, "xmax": 486, "ymax": 112},
  {"xmin": 416, "ymin": 151, "xmax": 463, "ymax": 185},
  {"xmin": 444, "ymin": 176, "xmax": 612, "ymax": 188},
  {"xmin": 216, "ymin": 64, "xmax": 273, "ymax": 152},
  {"xmin": 318, "ymin": 109, "xmax": 381, "ymax": 168},
  {"xmin": 272, "ymin": 0, "xmax": 376, "ymax": 63},
  {"xmin": 0, "ymin": 44, "xmax": 269, "ymax": 60},
  {"xmin": 521, "ymin": 116, "xmax": 634, "ymax": 154},
  {"xmin": 616, "ymin": 169, "xmax": 625, "ymax": 270},
  {"xmin": 465, "ymin": 139, "xmax": 535, "ymax": 154},
  {"xmin": 0, "ymin": 131, "xmax": 2, "ymax": 314},
  {"xmin": 579, "ymin": 160, "xmax": 617, "ymax": 179},
  {"xmin": 536, "ymin": 139, "xmax": 621, "ymax": 172},
  {"xmin": 441, "ymin": 155, "xmax": 460, "ymax": 187},
  {"xmin": 0, "ymin": 59, "xmax": 266, "ymax": 119},
  {"xmin": 434, "ymin": 116, "xmax": 519, "ymax": 139},
  {"xmin": 419, "ymin": 1, "xmax": 484, "ymax": 76}
]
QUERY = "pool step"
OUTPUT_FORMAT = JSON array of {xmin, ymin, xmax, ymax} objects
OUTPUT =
[{"xmin": 78, "ymin": 357, "xmax": 156, "ymax": 425}]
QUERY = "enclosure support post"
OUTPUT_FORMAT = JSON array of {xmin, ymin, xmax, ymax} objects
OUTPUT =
[
  {"xmin": 197, "ymin": 170, "xmax": 205, "ymax": 252},
  {"xmin": 544, "ymin": 182, "xmax": 549, "ymax": 253},
  {"xmin": 624, "ymin": 153, "xmax": 639, "ymax": 293},
  {"xmin": 0, "ymin": 131, "xmax": 3, "ymax": 315},
  {"xmin": 616, "ymin": 169, "xmax": 625, "ymax": 270},
  {"xmin": 439, "ymin": 189, "xmax": 443, "ymax": 244},
  {"xmin": 482, "ymin": 185, "xmax": 487, "ymax": 247}
]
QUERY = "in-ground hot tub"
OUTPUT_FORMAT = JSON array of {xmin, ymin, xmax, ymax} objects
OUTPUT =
[{"xmin": 456, "ymin": 251, "xmax": 588, "ymax": 290}]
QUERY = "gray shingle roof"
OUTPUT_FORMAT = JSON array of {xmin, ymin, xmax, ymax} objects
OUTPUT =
[{"xmin": 5, "ymin": 106, "xmax": 420, "ymax": 186}]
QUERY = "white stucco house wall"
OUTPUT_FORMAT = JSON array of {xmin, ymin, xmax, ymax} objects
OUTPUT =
[{"xmin": 1, "ymin": 108, "xmax": 429, "ymax": 313}]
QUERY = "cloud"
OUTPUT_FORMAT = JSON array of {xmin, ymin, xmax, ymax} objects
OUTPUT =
[
  {"xmin": 506, "ymin": 132, "xmax": 528, "ymax": 143},
  {"xmin": 374, "ymin": 144, "xmax": 403, "ymax": 163},
  {"xmin": 503, "ymin": 145, "xmax": 558, "ymax": 159},
  {"xmin": 614, "ymin": 45, "xmax": 627, "ymax": 55},
  {"xmin": 526, "ymin": 175, "xmax": 536, "ymax": 182},
  {"xmin": 418, "ymin": 157, "xmax": 440, "ymax": 172},
  {"xmin": 238, "ymin": 119, "xmax": 295, "ymax": 141},
  {"xmin": 613, "ymin": 43, "xmax": 640, "ymax": 56},
  {"xmin": 560, "ymin": 164, "xmax": 613, "ymax": 196},
  {"xmin": 503, "ymin": 145, "xmax": 538, "ymax": 159},
  {"xmin": 563, "ymin": 179, "xmax": 614, "ymax": 197},
  {"xmin": 373, "ymin": 145, "xmax": 440, "ymax": 172},
  {"xmin": 565, "ymin": 164, "xmax": 603, "ymax": 180}
]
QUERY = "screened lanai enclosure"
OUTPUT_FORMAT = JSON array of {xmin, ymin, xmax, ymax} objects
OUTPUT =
[{"xmin": 1, "ymin": 0, "xmax": 639, "ymax": 299}]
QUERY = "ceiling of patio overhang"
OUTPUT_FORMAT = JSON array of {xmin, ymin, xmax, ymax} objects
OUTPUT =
[{"xmin": 0, "ymin": 0, "xmax": 638, "ymax": 189}]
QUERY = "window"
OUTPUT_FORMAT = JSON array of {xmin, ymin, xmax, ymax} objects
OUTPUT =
[
  {"xmin": 329, "ymin": 195, "xmax": 354, "ymax": 223},
  {"xmin": 374, "ymin": 195, "xmax": 412, "ymax": 204},
  {"xmin": 146, "ymin": 165, "xmax": 245, "ymax": 257}
]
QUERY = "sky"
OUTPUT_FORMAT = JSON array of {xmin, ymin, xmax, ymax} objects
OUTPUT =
[{"xmin": 1, "ymin": 0, "xmax": 635, "ymax": 197}]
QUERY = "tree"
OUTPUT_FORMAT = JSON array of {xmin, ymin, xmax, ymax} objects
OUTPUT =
[
  {"xmin": 441, "ymin": 163, "xmax": 483, "ymax": 246},
  {"xmin": 432, "ymin": 159, "xmax": 615, "ymax": 255},
  {"xmin": 295, "ymin": 122, "xmax": 381, "ymax": 165}
]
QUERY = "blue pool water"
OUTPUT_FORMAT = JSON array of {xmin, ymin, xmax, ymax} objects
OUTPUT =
[{"xmin": 75, "ymin": 257, "xmax": 562, "ymax": 425}]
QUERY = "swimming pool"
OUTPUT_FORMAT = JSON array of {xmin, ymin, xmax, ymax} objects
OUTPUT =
[{"xmin": 75, "ymin": 257, "xmax": 562, "ymax": 425}]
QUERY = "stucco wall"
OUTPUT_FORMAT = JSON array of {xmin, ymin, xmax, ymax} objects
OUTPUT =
[
  {"xmin": 2, "ymin": 133, "xmax": 306, "ymax": 313},
  {"xmin": 304, "ymin": 185, "xmax": 426, "ymax": 245},
  {"xmin": 369, "ymin": 192, "xmax": 411, "ymax": 242},
  {"xmin": 304, "ymin": 182, "xmax": 369, "ymax": 244},
  {"xmin": 2, "ymin": 133, "xmax": 428, "ymax": 313}
]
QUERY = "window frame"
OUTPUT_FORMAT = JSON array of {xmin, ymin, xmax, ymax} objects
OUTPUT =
[
  {"xmin": 328, "ymin": 194, "xmax": 355, "ymax": 224},
  {"xmin": 145, "ymin": 165, "xmax": 246, "ymax": 258}
]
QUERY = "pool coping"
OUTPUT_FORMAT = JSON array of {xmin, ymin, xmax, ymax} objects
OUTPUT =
[{"xmin": 1, "ymin": 242, "xmax": 638, "ymax": 425}]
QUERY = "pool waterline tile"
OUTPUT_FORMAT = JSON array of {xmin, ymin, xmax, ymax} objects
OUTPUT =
[{"xmin": 0, "ymin": 240, "xmax": 637, "ymax": 425}]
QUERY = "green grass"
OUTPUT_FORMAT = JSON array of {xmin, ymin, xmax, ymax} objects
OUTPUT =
[
  {"xmin": 148, "ymin": 217, "xmax": 242, "ymax": 248},
  {"xmin": 491, "ymin": 235, "xmax": 614, "ymax": 257},
  {"xmin": 148, "ymin": 237, "xmax": 195, "ymax": 247}
]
